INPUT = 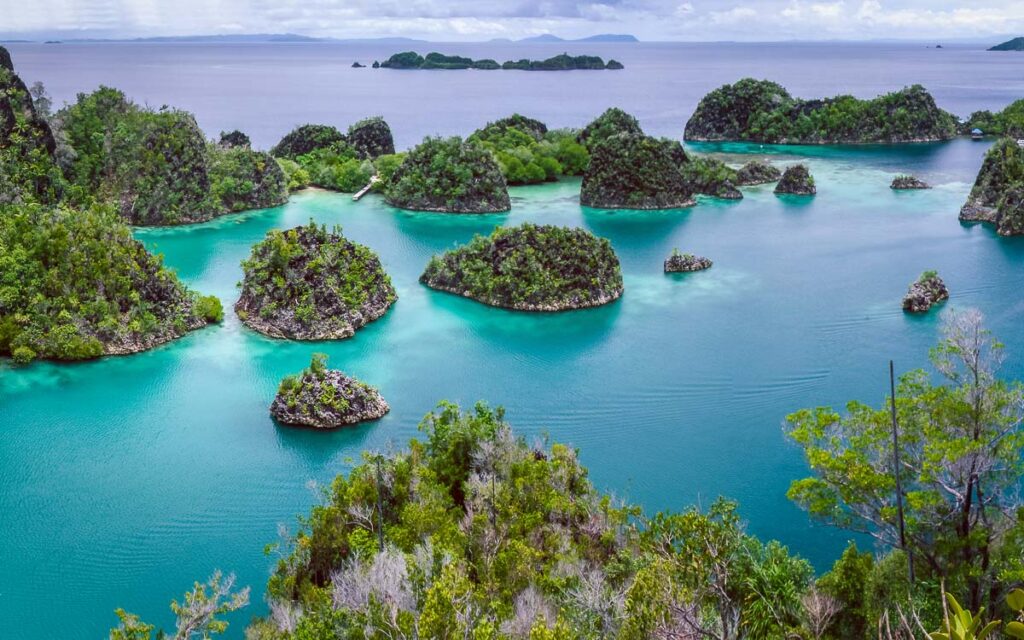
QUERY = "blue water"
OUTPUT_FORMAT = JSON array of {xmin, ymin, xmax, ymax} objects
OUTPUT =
[{"xmin": 2, "ymin": 42, "xmax": 1024, "ymax": 639}]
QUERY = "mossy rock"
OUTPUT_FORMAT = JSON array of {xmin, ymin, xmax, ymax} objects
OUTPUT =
[
  {"xmin": 736, "ymin": 160, "xmax": 782, "ymax": 185},
  {"xmin": 665, "ymin": 250, "xmax": 713, "ymax": 272},
  {"xmin": 271, "ymin": 354, "xmax": 389, "ymax": 428},
  {"xmin": 774, "ymin": 164, "xmax": 816, "ymax": 196},
  {"xmin": 385, "ymin": 136, "xmax": 510, "ymax": 213},
  {"xmin": 420, "ymin": 223, "xmax": 623, "ymax": 311},
  {"xmin": 890, "ymin": 175, "xmax": 930, "ymax": 189},
  {"xmin": 902, "ymin": 272, "xmax": 949, "ymax": 313},
  {"xmin": 685, "ymin": 78, "xmax": 958, "ymax": 144},
  {"xmin": 581, "ymin": 133, "xmax": 694, "ymax": 209},
  {"xmin": 236, "ymin": 221, "xmax": 397, "ymax": 340},
  {"xmin": 271, "ymin": 124, "xmax": 347, "ymax": 160}
]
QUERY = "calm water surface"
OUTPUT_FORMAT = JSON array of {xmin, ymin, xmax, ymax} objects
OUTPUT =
[{"xmin": 2, "ymin": 42, "xmax": 1024, "ymax": 639}]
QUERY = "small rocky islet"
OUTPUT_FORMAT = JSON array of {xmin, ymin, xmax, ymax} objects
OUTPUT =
[
  {"xmin": 959, "ymin": 138, "xmax": 1024, "ymax": 236},
  {"xmin": 235, "ymin": 221, "xmax": 397, "ymax": 340},
  {"xmin": 902, "ymin": 271, "xmax": 949, "ymax": 313},
  {"xmin": 420, "ymin": 223, "xmax": 623, "ymax": 311},
  {"xmin": 774, "ymin": 164, "xmax": 817, "ymax": 196},
  {"xmin": 271, "ymin": 353, "xmax": 389, "ymax": 428},
  {"xmin": 736, "ymin": 160, "xmax": 782, "ymax": 185},
  {"xmin": 664, "ymin": 250, "xmax": 713, "ymax": 272},
  {"xmin": 891, "ymin": 175, "xmax": 931, "ymax": 190}
]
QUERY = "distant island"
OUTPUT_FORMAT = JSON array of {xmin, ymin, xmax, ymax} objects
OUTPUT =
[
  {"xmin": 379, "ymin": 51, "xmax": 623, "ymax": 70},
  {"xmin": 514, "ymin": 33, "xmax": 639, "ymax": 43},
  {"xmin": 989, "ymin": 37, "xmax": 1024, "ymax": 51}
]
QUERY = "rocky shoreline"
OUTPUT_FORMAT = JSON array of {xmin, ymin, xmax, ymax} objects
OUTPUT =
[
  {"xmin": 271, "ymin": 355, "xmax": 389, "ymax": 428},
  {"xmin": 664, "ymin": 251, "xmax": 713, "ymax": 272}
]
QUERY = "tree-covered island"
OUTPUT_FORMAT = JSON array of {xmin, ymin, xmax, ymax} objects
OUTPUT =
[
  {"xmin": 960, "ymin": 138, "xmax": 1024, "ymax": 235},
  {"xmin": 684, "ymin": 78, "xmax": 958, "ymax": 144},
  {"xmin": 379, "ymin": 51, "xmax": 624, "ymax": 70},
  {"xmin": 235, "ymin": 221, "xmax": 397, "ymax": 340},
  {"xmin": 420, "ymin": 223, "xmax": 623, "ymax": 311}
]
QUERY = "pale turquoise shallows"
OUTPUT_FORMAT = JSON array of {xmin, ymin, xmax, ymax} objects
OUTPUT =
[{"xmin": 4, "ymin": 140, "xmax": 1024, "ymax": 638}]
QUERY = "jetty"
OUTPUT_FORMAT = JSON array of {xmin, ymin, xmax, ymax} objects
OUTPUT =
[{"xmin": 353, "ymin": 175, "xmax": 381, "ymax": 201}]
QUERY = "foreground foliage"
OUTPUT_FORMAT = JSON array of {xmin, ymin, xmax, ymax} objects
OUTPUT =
[{"xmin": 467, "ymin": 114, "xmax": 589, "ymax": 185}]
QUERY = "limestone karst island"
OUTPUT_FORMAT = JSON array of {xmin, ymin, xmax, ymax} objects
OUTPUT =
[{"xmin": 5, "ymin": 7, "xmax": 1024, "ymax": 640}]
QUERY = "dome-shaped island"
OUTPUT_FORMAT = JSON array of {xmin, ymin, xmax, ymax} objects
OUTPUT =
[
  {"xmin": 420, "ymin": 223, "xmax": 623, "ymax": 311},
  {"xmin": 236, "ymin": 222, "xmax": 397, "ymax": 339},
  {"xmin": 271, "ymin": 353, "xmax": 389, "ymax": 428},
  {"xmin": 774, "ymin": 165, "xmax": 816, "ymax": 196},
  {"xmin": 385, "ymin": 136, "xmax": 510, "ymax": 213}
]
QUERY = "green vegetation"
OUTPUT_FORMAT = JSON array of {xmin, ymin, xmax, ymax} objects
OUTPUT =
[
  {"xmin": 684, "ymin": 78, "xmax": 959, "ymax": 143},
  {"xmin": 378, "ymin": 51, "xmax": 622, "ymax": 70},
  {"xmin": 577, "ymin": 107, "xmax": 643, "ymax": 148},
  {"xmin": 502, "ymin": 53, "xmax": 620, "ymax": 70},
  {"xmin": 271, "ymin": 353, "xmax": 389, "ymax": 428},
  {"xmin": 581, "ymin": 133, "xmax": 694, "ymax": 209},
  {"xmin": 420, "ymin": 223, "xmax": 623, "ymax": 310},
  {"xmin": 786, "ymin": 309, "xmax": 1024, "ymax": 613},
  {"xmin": 385, "ymin": 136, "xmax": 510, "ymax": 212},
  {"xmin": 0, "ymin": 202, "xmax": 219, "ymax": 363},
  {"xmin": 270, "ymin": 119, "xmax": 396, "ymax": 193},
  {"xmin": 680, "ymin": 155, "xmax": 742, "ymax": 199},
  {"xmin": 963, "ymin": 100, "xmax": 1024, "ymax": 138},
  {"xmin": 235, "ymin": 221, "xmax": 397, "ymax": 340},
  {"xmin": 959, "ymin": 138, "xmax": 1024, "ymax": 234},
  {"xmin": 245, "ymin": 400, "xmax": 812, "ymax": 640},
  {"xmin": 110, "ymin": 571, "xmax": 249, "ymax": 640},
  {"xmin": 270, "ymin": 124, "xmax": 346, "ymax": 160},
  {"xmin": 467, "ymin": 114, "xmax": 589, "ymax": 185},
  {"xmin": 55, "ymin": 86, "xmax": 287, "ymax": 225},
  {"xmin": 0, "ymin": 48, "xmax": 63, "ymax": 205},
  {"xmin": 218, "ymin": 129, "xmax": 251, "ymax": 148}
]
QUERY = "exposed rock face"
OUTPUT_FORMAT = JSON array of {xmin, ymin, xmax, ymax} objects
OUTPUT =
[
  {"xmin": 774, "ymin": 165, "xmax": 816, "ymax": 196},
  {"xmin": 890, "ymin": 175, "xmax": 931, "ymax": 189},
  {"xmin": 581, "ymin": 133, "xmax": 695, "ymax": 209},
  {"xmin": 271, "ymin": 124, "xmax": 347, "ymax": 159},
  {"xmin": 420, "ymin": 223, "xmax": 623, "ymax": 311},
  {"xmin": 218, "ymin": 130, "xmax": 251, "ymax": 149},
  {"xmin": 664, "ymin": 251, "xmax": 713, "ymax": 272},
  {"xmin": 959, "ymin": 138, "xmax": 1024, "ymax": 234},
  {"xmin": 385, "ymin": 136, "xmax": 510, "ymax": 213},
  {"xmin": 348, "ymin": 117, "xmax": 396, "ymax": 159},
  {"xmin": 271, "ymin": 355, "xmax": 389, "ymax": 428},
  {"xmin": 0, "ymin": 45, "xmax": 61, "ymax": 204},
  {"xmin": 902, "ymin": 272, "xmax": 949, "ymax": 313},
  {"xmin": 236, "ymin": 222, "xmax": 397, "ymax": 340},
  {"xmin": 578, "ymin": 107, "xmax": 644, "ymax": 148},
  {"xmin": 685, "ymin": 78, "xmax": 958, "ymax": 144},
  {"xmin": 736, "ymin": 160, "xmax": 782, "ymax": 185}
]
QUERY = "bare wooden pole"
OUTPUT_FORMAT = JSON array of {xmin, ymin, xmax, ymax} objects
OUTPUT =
[{"xmin": 890, "ymin": 360, "xmax": 915, "ymax": 585}]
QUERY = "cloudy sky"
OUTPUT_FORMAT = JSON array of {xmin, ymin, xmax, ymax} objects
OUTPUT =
[{"xmin": 1, "ymin": 0, "xmax": 1022, "ymax": 42}]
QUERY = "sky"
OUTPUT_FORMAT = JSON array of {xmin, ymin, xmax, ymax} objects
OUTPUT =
[{"xmin": 0, "ymin": 0, "xmax": 1022, "ymax": 42}]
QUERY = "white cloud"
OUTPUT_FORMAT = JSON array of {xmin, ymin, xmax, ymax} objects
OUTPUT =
[{"xmin": 1, "ymin": 0, "xmax": 1022, "ymax": 41}]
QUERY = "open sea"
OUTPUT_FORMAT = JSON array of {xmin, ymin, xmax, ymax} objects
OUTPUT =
[{"xmin": 1, "ymin": 41, "xmax": 1023, "ymax": 638}]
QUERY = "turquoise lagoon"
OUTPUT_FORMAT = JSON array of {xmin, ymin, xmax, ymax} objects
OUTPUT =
[{"xmin": 3, "ymin": 139, "xmax": 1024, "ymax": 637}]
